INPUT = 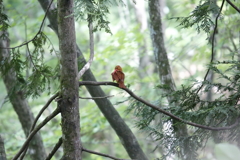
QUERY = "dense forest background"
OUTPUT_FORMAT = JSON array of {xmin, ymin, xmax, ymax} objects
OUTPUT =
[{"xmin": 0, "ymin": 0, "xmax": 240, "ymax": 160}]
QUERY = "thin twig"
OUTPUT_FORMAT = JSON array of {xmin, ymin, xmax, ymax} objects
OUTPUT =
[
  {"xmin": 12, "ymin": 107, "xmax": 61, "ymax": 160},
  {"xmin": 79, "ymin": 81, "xmax": 240, "ymax": 131},
  {"xmin": 197, "ymin": 0, "xmax": 225, "ymax": 94},
  {"xmin": 45, "ymin": 137, "xmax": 63, "ymax": 160},
  {"xmin": 82, "ymin": 148, "xmax": 135, "ymax": 160},
  {"xmin": 76, "ymin": 16, "xmax": 94, "ymax": 80},
  {"xmin": 0, "ymin": 0, "xmax": 54, "ymax": 50},
  {"xmin": 79, "ymin": 95, "xmax": 113, "ymax": 99},
  {"xmin": 226, "ymin": 0, "xmax": 240, "ymax": 13}
]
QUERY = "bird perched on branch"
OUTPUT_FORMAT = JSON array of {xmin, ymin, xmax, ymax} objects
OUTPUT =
[{"xmin": 111, "ymin": 65, "xmax": 126, "ymax": 88}]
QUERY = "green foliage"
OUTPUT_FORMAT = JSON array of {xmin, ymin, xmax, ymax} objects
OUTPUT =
[
  {"xmin": 1, "ymin": 0, "xmax": 239, "ymax": 159},
  {"xmin": 0, "ymin": 31, "xmax": 56, "ymax": 98},
  {"xmin": 74, "ymin": 0, "xmax": 123, "ymax": 34},
  {"xmin": 128, "ymin": 60, "xmax": 240, "ymax": 159},
  {"xmin": 172, "ymin": 0, "xmax": 219, "ymax": 34}
]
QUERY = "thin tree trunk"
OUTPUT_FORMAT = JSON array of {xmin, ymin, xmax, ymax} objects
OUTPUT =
[
  {"xmin": 0, "ymin": 135, "xmax": 7, "ymax": 160},
  {"xmin": 148, "ymin": 0, "xmax": 189, "ymax": 159},
  {"xmin": 132, "ymin": 1, "xmax": 151, "ymax": 79},
  {"xmin": 57, "ymin": 0, "xmax": 82, "ymax": 159},
  {"xmin": 38, "ymin": 0, "xmax": 148, "ymax": 159},
  {"xmin": 0, "ymin": 32, "xmax": 46, "ymax": 160}
]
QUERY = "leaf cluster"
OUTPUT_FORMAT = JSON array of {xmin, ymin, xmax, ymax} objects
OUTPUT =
[
  {"xmin": 0, "ymin": 31, "xmax": 57, "ymax": 98},
  {"xmin": 172, "ymin": 0, "xmax": 219, "ymax": 34},
  {"xmin": 74, "ymin": 0, "xmax": 123, "ymax": 34}
]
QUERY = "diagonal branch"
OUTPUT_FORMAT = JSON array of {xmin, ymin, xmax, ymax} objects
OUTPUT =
[
  {"xmin": 45, "ymin": 137, "xmax": 63, "ymax": 160},
  {"xmin": 12, "ymin": 107, "xmax": 61, "ymax": 160},
  {"xmin": 0, "ymin": 0, "xmax": 54, "ymax": 50},
  {"xmin": 76, "ymin": 17, "xmax": 94, "ymax": 80},
  {"xmin": 226, "ymin": 0, "xmax": 240, "ymax": 13},
  {"xmin": 79, "ymin": 81, "xmax": 240, "ymax": 131},
  {"xmin": 82, "ymin": 147, "xmax": 135, "ymax": 160}
]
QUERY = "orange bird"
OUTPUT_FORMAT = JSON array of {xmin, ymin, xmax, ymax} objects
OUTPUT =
[{"xmin": 111, "ymin": 65, "xmax": 126, "ymax": 88}]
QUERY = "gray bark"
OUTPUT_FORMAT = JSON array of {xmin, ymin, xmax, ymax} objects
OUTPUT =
[
  {"xmin": 57, "ymin": 0, "xmax": 82, "ymax": 159},
  {"xmin": 38, "ymin": 0, "xmax": 148, "ymax": 159},
  {"xmin": 0, "ymin": 135, "xmax": 6, "ymax": 160},
  {"xmin": 0, "ymin": 32, "xmax": 46, "ymax": 160},
  {"xmin": 148, "ymin": 0, "xmax": 189, "ymax": 159},
  {"xmin": 148, "ymin": 0, "xmax": 176, "ymax": 93}
]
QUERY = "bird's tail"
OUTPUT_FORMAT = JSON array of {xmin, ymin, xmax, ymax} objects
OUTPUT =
[{"xmin": 118, "ymin": 82, "xmax": 126, "ymax": 88}]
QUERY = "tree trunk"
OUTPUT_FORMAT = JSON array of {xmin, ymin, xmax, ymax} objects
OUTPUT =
[
  {"xmin": 0, "ymin": 135, "xmax": 7, "ymax": 160},
  {"xmin": 0, "ymin": 32, "xmax": 47, "ymax": 160},
  {"xmin": 132, "ymin": 1, "xmax": 151, "ymax": 79},
  {"xmin": 148, "ymin": 0, "xmax": 189, "ymax": 159},
  {"xmin": 39, "ymin": 0, "xmax": 148, "ymax": 159},
  {"xmin": 57, "ymin": 0, "xmax": 82, "ymax": 159}
]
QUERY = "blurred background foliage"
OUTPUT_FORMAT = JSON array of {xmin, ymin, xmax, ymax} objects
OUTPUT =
[{"xmin": 0, "ymin": 0, "xmax": 240, "ymax": 159}]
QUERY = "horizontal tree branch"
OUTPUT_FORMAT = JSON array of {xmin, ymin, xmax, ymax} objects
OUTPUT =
[
  {"xmin": 82, "ymin": 147, "xmax": 135, "ymax": 160},
  {"xmin": 79, "ymin": 81, "xmax": 240, "ymax": 131}
]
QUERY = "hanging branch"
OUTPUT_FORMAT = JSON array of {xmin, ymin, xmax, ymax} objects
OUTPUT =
[
  {"xmin": 82, "ymin": 148, "xmax": 135, "ymax": 160},
  {"xmin": 0, "ymin": 0, "xmax": 54, "ymax": 50},
  {"xmin": 76, "ymin": 15, "xmax": 94, "ymax": 80},
  {"xmin": 45, "ymin": 137, "xmax": 63, "ymax": 160},
  {"xmin": 197, "ymin": 0, "xmax": 225, "ymax": 93},
  {"xmin": 79, "ymin": 81, "xmax": 240, "ymax": 131},
  {"xmin": 226, "ymin": 0, "xmax": 240, "ymax": 13},
  {"xmin": 12, "ymin": 107, "xmax": 61, "ymax": 160}
]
